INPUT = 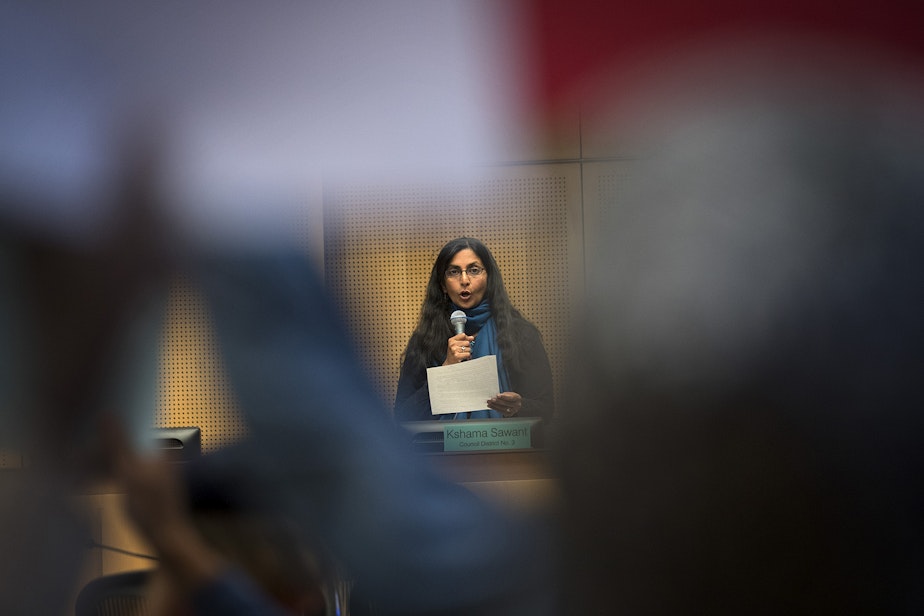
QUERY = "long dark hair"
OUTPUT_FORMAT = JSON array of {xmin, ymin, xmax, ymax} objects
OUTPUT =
[{"xmin": 401, "ymin": 237, "xmax": 525, "ymax": 374}]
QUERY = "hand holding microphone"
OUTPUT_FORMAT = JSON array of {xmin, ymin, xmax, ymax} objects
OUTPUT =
[
  {"xmin": 444, "ymin": 310, "xmax": 474, "ymax": 365},
  {"xmin": 450, "ymin": 310, "xmax": 467, "ymax": 335}
]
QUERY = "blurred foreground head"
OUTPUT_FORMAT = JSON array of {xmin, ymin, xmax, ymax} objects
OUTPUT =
[{"xmin": 560, "ymin": 39, "xmax": 924, "ymax": 615}]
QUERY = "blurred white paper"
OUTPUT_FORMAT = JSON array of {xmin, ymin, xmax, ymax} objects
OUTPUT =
[{"xmin": 426, "ymin": 355, "xmax": 500, "ymax": 415}]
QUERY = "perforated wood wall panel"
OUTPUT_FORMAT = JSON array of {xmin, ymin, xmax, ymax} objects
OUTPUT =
[
  {"xmin": 324, "ymin": 165, "xmax": 583, "ymax": 416},
  {"xmin": 153, "ymin": 192, "xmax": 323, "ymax": 453},
  {"xmin": 155, "ymin": 278, "xmax": 246, "ymax": 453}
]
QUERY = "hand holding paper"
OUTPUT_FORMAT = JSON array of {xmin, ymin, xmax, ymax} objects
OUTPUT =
[{"xmin": 426, "ymin": 355, "xmax": 500, "ymax": 414}]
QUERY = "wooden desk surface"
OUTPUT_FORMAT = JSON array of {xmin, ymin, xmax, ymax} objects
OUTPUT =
[{"xmin": 421, "ymin": 448, "xmax": 557, "ymax": 483}]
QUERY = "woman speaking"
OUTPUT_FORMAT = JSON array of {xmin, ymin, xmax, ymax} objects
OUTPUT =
[{"xmin": 394, "ymin": 237, "xmax": 554, "ymax": 422}]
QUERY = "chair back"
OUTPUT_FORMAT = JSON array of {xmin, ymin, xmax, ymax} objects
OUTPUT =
[{"xmin": 75, "ymin": 570, "xmax": 152, "ymax": 616}]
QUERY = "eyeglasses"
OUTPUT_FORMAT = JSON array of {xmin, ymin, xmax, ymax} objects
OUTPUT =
[{"xmin": 445, "ymin": 265, "xmax": 485, "ymax": 279}]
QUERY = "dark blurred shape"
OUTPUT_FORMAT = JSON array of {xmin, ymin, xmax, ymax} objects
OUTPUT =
[
  {"xmin": 75, "ymin": 570, "xmax": 152, "ymax": 616},
  {"xmin": 558, "ymin": 37, "xmax": 924, "ymax": 615},
  {"xmin": 5, "ymin": 128, "xmax": 172, "ymax": 476},
  {"xmin": 0, "ymin": 131, "xmax": 173, "ymax": 615},
  {"xmin": 180, "ymin": 454, "xmax": 332, "ymax": 615}
]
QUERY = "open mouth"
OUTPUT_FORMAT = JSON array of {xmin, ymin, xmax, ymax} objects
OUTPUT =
[{"xmin": 459, "ymin": 291, "xmax": 471, "ymax": 300}]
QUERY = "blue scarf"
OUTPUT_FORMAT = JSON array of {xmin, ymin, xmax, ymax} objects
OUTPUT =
[{"xmin": 442, "ymin": 300, "xmax": 510, "ymax": 420}]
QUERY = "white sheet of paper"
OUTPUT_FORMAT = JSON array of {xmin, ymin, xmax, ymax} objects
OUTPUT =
[{"xmin": 426, "ymin": 355, "xmax": 500, "ymax": 415}]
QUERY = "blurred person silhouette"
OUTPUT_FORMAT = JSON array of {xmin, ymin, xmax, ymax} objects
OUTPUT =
[
  {"xmin": 1, "ymin": 193, "xmax": 557, "ymax": 616},
  {"xmin": 0, "ymin": 3, "xmax": 555, "ymax": 615},
  {"xmin": 0, "ymin": 151, "xmax": 557, "ymax": 616},
  {"xmin": 394, "ymin": 237, "xmax": 555, "ymax": 422},
  {"xmin": 185, "ymin": 243, "xmax": 556, "ymax": 616},
  {"xmin": 0, "ymin": 132, "xmax": 173, "ymax": 614},
  {"xmin": 554, "ymin": 24, "xmax": 924, "ymax": 616}
]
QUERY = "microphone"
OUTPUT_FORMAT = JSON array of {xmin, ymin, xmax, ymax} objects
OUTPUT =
[{"xmin": 450, "ymin": 310, "xmax": 467, "ymax": 335}]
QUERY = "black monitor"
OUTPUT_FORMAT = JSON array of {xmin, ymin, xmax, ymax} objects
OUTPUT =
[{"xmin": 150, "ymin": 427, "xmax": 201, "ymax": 462}]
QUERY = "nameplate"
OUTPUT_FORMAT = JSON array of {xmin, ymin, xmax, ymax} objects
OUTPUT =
[{"xmin": 442, "ymin": 419, "xmax": 533, "ymax": 452}]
